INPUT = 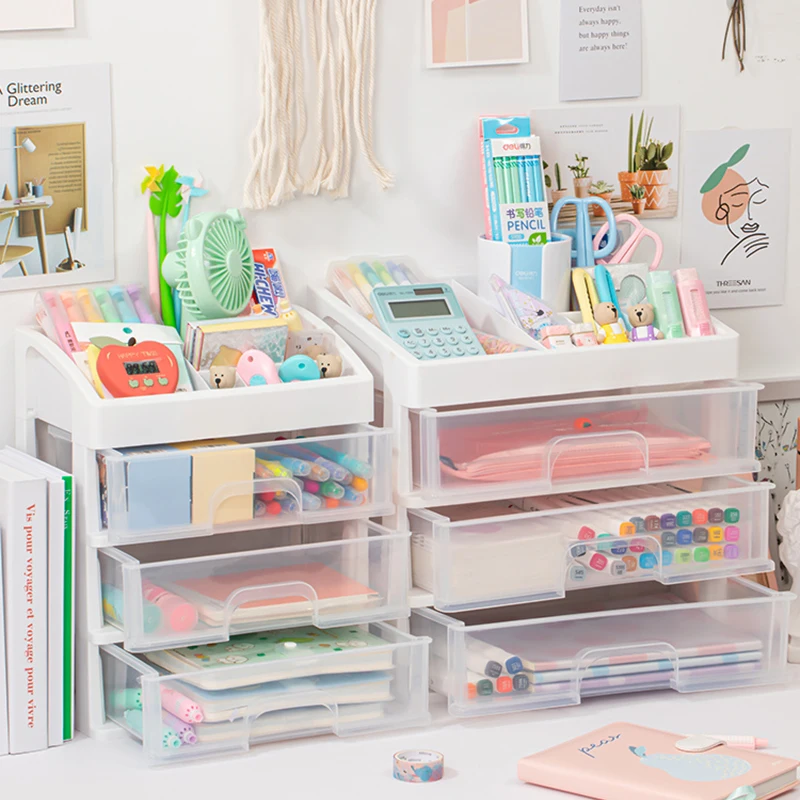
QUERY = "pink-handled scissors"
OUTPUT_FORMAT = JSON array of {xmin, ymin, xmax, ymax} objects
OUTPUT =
[{"xmin": 593, "ymin": 214, "xmax": 663, "ymax": 270}]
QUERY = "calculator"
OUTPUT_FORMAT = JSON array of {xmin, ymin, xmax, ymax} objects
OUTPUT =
[{"xmin": 369, "ymin": 284, "xmax": 485, "ymax": 360}]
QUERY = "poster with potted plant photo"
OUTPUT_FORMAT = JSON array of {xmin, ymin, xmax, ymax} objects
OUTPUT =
[{"xmin": 531, "ymin": 105, "xmax": 680, "ymax": 221}]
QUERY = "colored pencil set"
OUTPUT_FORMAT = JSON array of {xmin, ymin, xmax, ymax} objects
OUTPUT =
[{"xmin": 491, "ymin": 154, "xmax": 545, "ymax": 205}]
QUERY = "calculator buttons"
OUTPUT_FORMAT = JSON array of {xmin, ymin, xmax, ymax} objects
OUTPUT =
[
  {"xmin": 427, "ymin": 327, "xmax": 438, "ymax": 335},
  {"xmin": 128, "ymin": 379, "xmax": 139, "ymax": 388},
  {"xmin": 452, "ymin": 346, "xmax": 466, "ymax": 357},
  {"xmin": 455, "ymin": 325, "xmax": 467, "ymax": 334},
  {"xmin": 413, "ymin": 327, "xmax": 425, "ymax": 336},
  {"xmin": 460, "ymin": 335, "xmax": 473, "ymax": 344},
  {"xmin": 404, "ymin": 340, "xmax": 417, "ymax": 349},
  {"xmin": 432, "ymin": 337, "xmax": 445, "ymax": 346},
  {"xmin": 412, "ymin": 350, "xmax": 423, "ymax": 359},
  {"xmin": 441, "ymin": 326, "xmax": 453, "ymax": 334},
  {"xmin": 397, "ymin": 329, "xmax": 411, "ymax": 339},
  {"xmin": 446, "ymin": 335, "xmax": 459, "ymax": 345},
  {"xmin": 418, "ymin": 337, "xmax": 430, "ymax": 347},
  {"xmin": 437, "ymin": 348, "xmax": 452, "ymax": 358},
  {"xmin": 423, "ymin": 348, "xmax": 437, "ymax": 359},
  {"xmin": 467, "ymin": 345, "xmax": 481, "ymax": 355}
]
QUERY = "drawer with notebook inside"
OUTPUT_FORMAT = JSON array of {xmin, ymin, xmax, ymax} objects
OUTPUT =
[
  {"xmin": 410, "ymin": 477, "xmax": 773, "ymax": 612},
  {"xmin": 99, "ymin": 522, "xmax": 409, "ymax": 652},
  {"xmin": 411, "ymin": 578, "xmax": 792, "ymax": 719},
  {"xmin": 100, "ymin": 622, "xmax": 431, "ymax": 764},
  {"xmin": 95, "ymin": 425, "xmax": 392, "ymax": 545},
  {"xmin": 405, "ymin": 381, "xmax": 759, "ymax": 508}
]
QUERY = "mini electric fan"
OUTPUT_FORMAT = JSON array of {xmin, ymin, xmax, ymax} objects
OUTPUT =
[{"xmin": 163, "ymin": 209, "xmax": 255, "ymax": 335}]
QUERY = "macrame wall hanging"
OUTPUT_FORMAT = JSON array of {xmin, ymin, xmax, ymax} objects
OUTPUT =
[
  {"xmin": 244, "ymin": 0, "xmax": 394, "ymax": 209},
  {"xmin": 722, "ymin": 0, "xmax": 747, "ymax": 72}
]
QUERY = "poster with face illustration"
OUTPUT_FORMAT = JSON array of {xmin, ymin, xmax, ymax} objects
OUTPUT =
[{"xmin": 681, "ymin": 129, "xmax": 790, "ymax": 309}]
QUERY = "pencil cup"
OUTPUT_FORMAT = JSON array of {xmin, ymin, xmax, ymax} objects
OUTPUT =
[
  {"xmin": 32, "ymin": 185, "xmax": 44, "ymax": 198},
  {"xmin": 477, "ymin": 234, "xmax": 572, "ymax": 314}
]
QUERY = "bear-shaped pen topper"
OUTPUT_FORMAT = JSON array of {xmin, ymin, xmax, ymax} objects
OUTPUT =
[{"xmin": 627, "ymin": 302, "xmax": 665, "ymax": 343}]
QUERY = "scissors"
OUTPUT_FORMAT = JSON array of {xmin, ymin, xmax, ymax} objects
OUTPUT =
[
  {"xmin": 572, "ymin": 268, "xmax": 601, "ymax": 334},
  {"xmin": 594, "ymin": 264, "xmax": 631, "ymax": 331},
  {"xmin": 593, "ymin": 214, "xmax": 663, "ymax": 270},
  {"xmin": 552, "ymin": 197, "xmax": 618, "ymax": 268}
]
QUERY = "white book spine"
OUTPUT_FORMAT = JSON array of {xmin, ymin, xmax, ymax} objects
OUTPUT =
[
  {"xmin": 46, "ymin": 477, "xmax": 65, "ymax": 747},
  {"xmin": 0, "ymin": 535, "xmax": 8, "ymax": 755},
  {"xmin": 3, "ymin": 479, "xmax": 48, "ymax": 753}
]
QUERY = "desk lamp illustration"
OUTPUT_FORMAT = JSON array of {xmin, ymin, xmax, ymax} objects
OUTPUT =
[
  {"xmin": 1, "ymin": 137, "xmax": 36, "ymax": 153},
  {"xmin": 630, "ymin": 744, "xmax": 751, "ymax": 783},
  {"xmin": 700, "ymin": 144, "xmax": 770, "ymax": 266}
]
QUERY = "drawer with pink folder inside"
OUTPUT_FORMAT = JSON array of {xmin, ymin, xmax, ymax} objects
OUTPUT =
[
  {"xmin": 406, "ymin": 381, "xmax": 760, "ymax": 507},
  {"xmin": 98, "ymin": 521, "xmax": 410, "ymax": 652}
]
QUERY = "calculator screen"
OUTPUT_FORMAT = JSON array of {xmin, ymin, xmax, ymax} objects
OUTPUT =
[{"xmin": 389, "ymin": 299, "xmax": 451, "ymax": 319}]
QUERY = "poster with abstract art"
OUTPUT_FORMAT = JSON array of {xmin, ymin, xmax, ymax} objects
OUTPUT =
[
  {"xmin": 425, "ymin": 0, "xmax": 529, "ymax": 68},
  {"xmin": 680, "ymin": 129, "xmax": 791, "ymax": 309}
]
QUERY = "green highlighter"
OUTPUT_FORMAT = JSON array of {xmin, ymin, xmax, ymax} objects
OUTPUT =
[{"xmin": 647, "ymin": 272, "xmax": 685, "ymax": 339}]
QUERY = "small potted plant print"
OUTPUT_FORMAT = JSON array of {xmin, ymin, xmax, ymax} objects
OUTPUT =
[
  {"xmin": 630, "ymin": 183, "xmax": 646, "ymax": 215},
  {"xmin": 635, "ymin": 137, "xmax": 674, "ymax": 211},
  {"xmin": 619, "ymin": 111, "xmax": 644, "ymax": 202},
  {"xmin": 543, "ymin": 161, "xmax": 553, "ymax": 203},
  {"xmin": 568, "ymin": 154, "xmax": 591, "ymax": 198},
  {"xmin": 552, "ymin": 163, "xmax": 569, "ymax": 202},
  {"xmin": 589, "ymin": 180, "xmax": 615, "ymax": 216}
]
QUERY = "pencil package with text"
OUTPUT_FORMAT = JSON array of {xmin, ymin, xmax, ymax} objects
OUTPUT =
[{"xmin": 480, "ymin": 115, "xmax": 550, "ymax": 246}]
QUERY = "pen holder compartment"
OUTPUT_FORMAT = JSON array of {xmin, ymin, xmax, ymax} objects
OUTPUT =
[
  {"xmin": 408, "ymin": 381, "xmax": 759, "ymax": 506},
  {"xmin": 100, "ymin": 621, "xmax": 431, "ymax": 765},
  {"xmin": 96, "ymin": 424, "xmax": 393, "ymax": 545},
  {"xmin": 98, "ymin": 521, "xmax": 410, "ymax": 651},
  {"xmin": 477, "ymin": 234, "xmax": 572, "ymax": 314},
  {"xmin": 412, "ymin": 578, "xmax": 792, "ymax": 718},
  {"xmin": 410, "ymin": 477, "xmax": 772, "ymax": 612}
]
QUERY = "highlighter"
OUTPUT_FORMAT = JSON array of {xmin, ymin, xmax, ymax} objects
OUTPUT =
[
  {"xmin": 674, "ymin": 268, "xmax": 715, "ymax": 337},
  {"xmin": 108, "ymin": 285, "xmax": 140, "ymax": 323},
  {"xmin": 647, "ymin": 271, "xmax": 685, "ymax": 339},
  {"xmin": 93, "ymin": 288, "xmax": 122, "ymax": 323},
  {"xmin": 346, "ymin": 263, "xmax": 374, "ymax": 301},
  {"xmin": 358, "ymin": 261, "xmax": 383, "ymax": 288},
  {"xmin": 76, "ymin": 288, "xmax": 104, "ymax": 322},
  {"xmin": 372, "ymin": 261, "xmax": 396, "ymax": 286}
]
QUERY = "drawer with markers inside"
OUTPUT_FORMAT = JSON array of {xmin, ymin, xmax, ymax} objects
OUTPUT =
[
  {"xmin": 405, "ymin": 381, "xmax": 759, "ymax": 507},
  {"xmin": 100, "ymin": 620, "xmax": 431, "ymax": 765},
  {"xmin": 94, "ymin": 425, "xmax": 392, "ymax": 545},
  {"xmin": 409, "ymin": 477, "xmax": 772, "ymax": 613},
  {"xmin": 410, "ymin": 578, "xmax": 792, "ymax": 719},
  {"xmin": 99, "ymin": 521, "xmax": 410, "ymax": 652}
]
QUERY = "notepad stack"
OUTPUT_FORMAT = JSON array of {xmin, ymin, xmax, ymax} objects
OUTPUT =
[{"xmin": 0, "ymin": 448, "xmax": 74, "ymax": 754}]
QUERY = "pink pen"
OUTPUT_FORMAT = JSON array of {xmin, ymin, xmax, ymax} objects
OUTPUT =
[
  {"xmin": 161, "ymin": 686, "xmax": 204, "ymax": 723},
  {"xmin": 674, "ymin": 269, "xmax": 715, "ymax": 336},
  {"xmin": 36, "ymin": 291, "xmax": 80, "ymax": 360},
  {"xmin": 126, "ymin": 284, "xmax": 158, "ymax": 324},
  {"xmin": 141, "ymin": 580, "xmax": 198, "ymax": 633}
]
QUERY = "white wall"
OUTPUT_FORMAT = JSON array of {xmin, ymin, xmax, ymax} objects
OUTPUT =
[{"xmin": 0, "ymin": 0, "xmax": 797, "ymax": 445}]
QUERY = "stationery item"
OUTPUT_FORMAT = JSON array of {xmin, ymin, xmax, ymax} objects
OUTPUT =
[
  {"xmin": 491, "ymin": 274, "xmax": 557, "ymax": 341},
  {"xmin": 647, "ymin": 271, "xmax": 686, "ymax": 339},
  {"xmin": 0, "ymin": 463, "xmax": 48, "ymax": 753},
  {"xmin": 480, "ymin": 116, "xmax": 550, "ymax": 244},
  {"xmin": 273, "ymin": 445, "xmax": 335, "ymax": 481},
  {"xmin": 466, "ymin": 638, "xmax": 523, "ymax": 676},
  {"xmin": 163, "ymin": 711, "xmax": 197, "ymax": 745},
  {"xmin": 236, "ymin": 349, "xmax": 280, "ymax": 386},
  {"xmin": 675, "ymin": 268, "xmax": 715, "ymax": 337},
  {"xmin": 299, "ymin": 441, "xmax": 373, "ymax": 480},
  {"xmin": 552, "ymin": 196, "xmax": 618, "ymax": 268},
  {"xmin": 576, "ymin": 549, "xmax": 627, "ymax": 577},
  {"xmin": 184, "ymin": 316, "xmax": 288, "ymax": 372},
  {"xmin": 540, "ymin": 325, "xmax": 574, "ymax": 350},
  {"xmin": 698, "ymin": 737, "xmax": 770, "ymax": 751},
  {"xmin": 473, "ymin": 329, "xmax": 531, "ymax": 355},
  {"xmin": 331, "ymin": 267, "xmax": 377, "ymax": 323},
  {"xmin": 76, "ymin": 288, "xmax": 104, "ymax": 323},
  {"xmin": 373, "ymin": 262, "xmax": 395, "ymax": 285},
  {"xmin": 594, "ymin": 214, "xmax": 664, "ymax": 270},
  {"xmin": 60, "ymin": 291, "xmax": 84, "ymax": 323},
  {"xmin": 594, "ymin": 265, "xmax": 631, "ymax": 331},
  {"xmin": 141, "ymin": 580, "xmax": 199, "ymax": 633},
  {"xmin": 517, "ymin": 723, "xmax": 799, "ymax": 800},
  {"xmin": 279, "ymin": 354, "xmax": 321, "ymax": 381},
  {"xmin": 102, "ymin": 584, "xmax": 162, "ymax": 633},
  {"xmin": 145, "ymin": 626, "xmax": 395, "ymax": 690},
  {"xmin": 124, "ymin": 709, "xmax": 181, "ymax": 750},
  {"xmin": 34, "ymin": 291, "xmax": 80, "ymax": 360},
  {"xmin": 160, "ymin": 687, "xmax": 204, "ymax": 723},
  {"xmin": 387, "ymin": 261, "xmax": 416, "ymax": 284},
  {"xmin": 370, "ymin": 283, "xmax": 485, "ymax": 359},
  {"xmin": 571, "ymin": 323, "xmax": 599, "ymax": 347},
  {"xmin": 394, "ymin": 750, "xmax": 445, "ymax": 783},
  {"xmin": 94, "ymin": 336, "xmax": 181, "ymax": 398},
  {"xmin": 209, "ymin": 365, "xmax": 237, "ymax": 389},
  {"xmin": 108, "ymin": 285, "xmax": 140, "ymax": 323},
  {"xmin": 359, "ymin": 261, "xmax": 383, "ymax": 288},
  {"xmin": 594, "ymin": 302, "xmax": 630, "ymax": 345},
  {"xmin": 94, "ymin": 288, "xmax": 122, "ymax": 322},
  {"xmin": 347, "ymin": 263, "xmax": 374, "ymax": 301},
  {"xmin": 572, "ymin": 269, "xmax": 602, "ymax": 333},
  {"xmin": 588, "ymin": 262, "xmax": 651, "ymax": 310},
  {"xmin": 628, "ymin": 303, "xmax": 665, "ymax": 342}
]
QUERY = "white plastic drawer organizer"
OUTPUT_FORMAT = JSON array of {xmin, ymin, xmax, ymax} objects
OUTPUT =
[
  {"xmin": 99, "ymin": 523, "xmax": 410, "ymax": 651},
  {"xmin": 410, "ymin": 478, "xmax": 773, "ymax": 612},
  {"xmin": 101, "ymin": 622, "xmax": 430, "ymax": 764},
  {"xmin": 408, "ymin": 381, "xmax": 759, "ymax": 507},
  {"xmin": 411, "ymin": 579, "xmax": 792, "ymax": 718},
  {"xmin": 97, "ymin": 426, "xmax": 392, "ymax": 545}
]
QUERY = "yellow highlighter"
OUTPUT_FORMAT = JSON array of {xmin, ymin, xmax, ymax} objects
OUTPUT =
[
  {"xmin": 76, "ymin": 288, "xmax": 104, "ymax": 322},
  {"xmin": 255, "ymin": 459, "xmax": 292, "ymax": 479},
  {"xmin": 346, "ymin": 263, "xmax": 374, "ymax": 302},
  {"xmin": 572, "ymin": 269, "xmax": 601, "ymax": 334}
]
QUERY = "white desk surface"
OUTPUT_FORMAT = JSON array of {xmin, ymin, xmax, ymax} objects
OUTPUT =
[{"xmin": 2, "ymin": 671, "xmax": 800, "ymax": 798}]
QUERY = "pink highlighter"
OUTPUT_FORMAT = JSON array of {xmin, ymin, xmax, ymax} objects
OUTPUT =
[
  {"xmin": 674, "ymin": 269, "xmax": 715, "ymax": 337},
  {"xmin": 142, "ymin": 580, "xmax": 198, "ymax": 632}
]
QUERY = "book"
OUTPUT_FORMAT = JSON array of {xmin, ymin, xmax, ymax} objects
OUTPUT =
[
  {"xmin": 0, "ymin": 535, "xmax": 8, "ymax": 755},
  {"xmin": 184, "ymin": 316, "xmax": 288, "ymax": 371},
  {"xmin": 0, "ymin": 448, "xmax": 74, "ymax": 744},
  {"xmin": 518, "ymin": 723, "xmax": 799, "ymax": 800},
  {"xmin": 0, "ymin": 463, "xmax": 48, "ymax": 753}
]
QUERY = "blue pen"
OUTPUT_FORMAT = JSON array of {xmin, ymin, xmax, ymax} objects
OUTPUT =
[
  {"xmin": 387, "ymin": 261, "xmax": 411, "ymax": 285},
  {"xmin": 108, "ymin": 286, "xmax": 140, "ymax": 323},
  {"xmin": 279, "ymin": 497, "xmax": 299, "ymax": 514},
  {"xmin": 342, "ymin": 486, "xmax": 366, "ymax": 506},
  {"xmin": 271, "ymin": 455, "xmax": 312, "ymax": 477},
  {"xmin": 300, "ymin": 442, "xmax": 373, "ymax": 480},
  {"xmin": 281, "ymin": 445, "xmax": 350, "ymax": 483},
  {"xmin": 302, "ymin": 492, "xmax": 323, "ymax": 511},
  {"xmin": 359, "ymin": 262, "xmax": 383, "ymax": 288}
]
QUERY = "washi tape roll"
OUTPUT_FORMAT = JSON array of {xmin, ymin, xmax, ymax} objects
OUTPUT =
[{"xmin": 393, "ymin": 749, "xmax": 444, "ymax": 783}]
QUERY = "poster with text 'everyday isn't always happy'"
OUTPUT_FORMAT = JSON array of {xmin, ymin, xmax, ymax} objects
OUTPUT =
[{"xmin": 0, "ymin": 64, "xmax": 114, "ymax": 291}]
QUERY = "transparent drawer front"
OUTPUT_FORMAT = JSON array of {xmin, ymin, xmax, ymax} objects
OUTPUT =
[
  {"xmin": 98, "ymin": 425, "xmax": 392, "ymax": 544},
  {"xmin": 411, "ymin": 579, "xmax": 791, "ymax": 718},
  {"xmin": 410, "ymin": 382, "xmax": 759, "ymax": 505},
  {"xmin": 410, "ymin": 478, "xmax": 773, "ymax": 612},
  {"xmin": 99, "ymin": 522, "xmax": 410, "ymax": 651},
  {"xmin": 101, "ymin": 622, "xmax": 431, "ymax": 764}
]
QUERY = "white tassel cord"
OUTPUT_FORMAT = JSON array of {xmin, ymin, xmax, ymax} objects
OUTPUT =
[{"xmin": 304, "ymin": 0, "xmax": 332, "ymax": 195}]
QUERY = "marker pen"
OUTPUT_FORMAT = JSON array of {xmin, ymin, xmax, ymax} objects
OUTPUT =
[
  {"xmin": 332, "ymin": 268, "xmax": 375, "ymax": 321},
  {"xmin": 387, "ymin": 261, "xmax": 412, "ymax": 285},
  {"xmin": 163, "ymin": 711, "xmax": 197, "ymax": 745},
  {"xmin": 160, "ymin": 687, "xmax": 204, "ymax": 723},
  {"xmin": 373, "ymin": 261, "xmax": 396, "ymax": 286},
  {"xmin": 346, "ymin": 263, "xmax": 374, "ymax": 301},
  {"xmin": 124, "ymin": 709, "xmax": 181, "ymax": 749},
  {"xmin": 358, "ymin": 262, "xmax": 383, "ymax": 288},
  {"xmin": 109, "ymin": 285, "xmax": 140, "ymax": 323},
  {"xmin": 76, "ymin": 288, "xmax": 104, "ymax": 322},
  {"xmin": 37, "ymin": 291, "xmax": 80, "ymax": 360},
  {"xmin": 647, "ymin": 271, "xmax": 685, "ymax": 339},
  {"xmin": 60, "ymin": 291, "xmax": 85, "ymax": 323},
  {"xmin": 94, "ymin": 287, "xmax": 122, "ymax": 322},
  {"xmin": 465, "ymin": 639, "xmax": 523, "ymax": 676},
  {"xmin": 576, "ymin": 550, "xmax": 627, "ymax": 577},
  {"xmin": 300, "ymin": 442, "xmax": 373, "ymax": 479},
  {"xmin": 674, "ymin": 268, "xmax": 715, "ymax": 336},
  {"xmin": 127, "ymin": 284, "xmax": 158, "ymax": 324}
]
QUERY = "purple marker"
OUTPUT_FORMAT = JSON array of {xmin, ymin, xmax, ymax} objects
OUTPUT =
[{"xmin": 163, "ymin": 711, "xmax": 197, "ymax": 745}]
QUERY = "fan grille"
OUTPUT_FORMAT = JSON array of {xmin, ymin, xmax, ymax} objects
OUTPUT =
[{"xmin": 203, "ymin": 217, "xmax": 255, "ymax": 314}]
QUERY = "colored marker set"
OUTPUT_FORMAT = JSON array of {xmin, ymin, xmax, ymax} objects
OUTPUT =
[{"xmin": 480, "ymin": 115, "xmax": 550, "ymax": 246}]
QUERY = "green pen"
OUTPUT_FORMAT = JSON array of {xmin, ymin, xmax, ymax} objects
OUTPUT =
[
  {"xmin": 493, "ymin": 157, "xmax": 508, "ymax": 204},
  {"xmin": 358, "ymin": 262, "xmax": 383, "ymax": 289},
  {"xmin": 508, "ymin": 156, "xmax": 521, "ymax": 204},
  {"xmin": 94, "ymin": 288, "xmax": 122, "ymax": 323},
  {"xmin": 372, "ymin": 262, "xmax": 396, "ymax": 286},
  {"xmin": 320, "ymin": 481, "xmax": 345, "ymax": 500},
  {"xmin": 647, "ymin": 272, "xmax": 685, "ymax": 339}
]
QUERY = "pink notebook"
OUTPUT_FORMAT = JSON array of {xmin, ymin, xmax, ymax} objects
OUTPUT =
[{"xmin": 518, "ymin": 723, "xmax": 799, "ymax": 800}]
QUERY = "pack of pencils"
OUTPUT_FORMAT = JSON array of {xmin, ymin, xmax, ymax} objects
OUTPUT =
[{"xmin": 480, "ymin": 115, "xmax": 550, "ymax": 246}]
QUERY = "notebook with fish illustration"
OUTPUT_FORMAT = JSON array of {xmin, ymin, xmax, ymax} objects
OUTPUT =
[
  {"xmin": 518, "ymin": 723, "xmax": 798, "ymax": 800},
  {"xmin": 145, "ymin": 626, "xmax": 395, "ymax": 690},
  {"xmin": 167, "ymin": 563, "xmax": 379, "ymax": 626}
]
